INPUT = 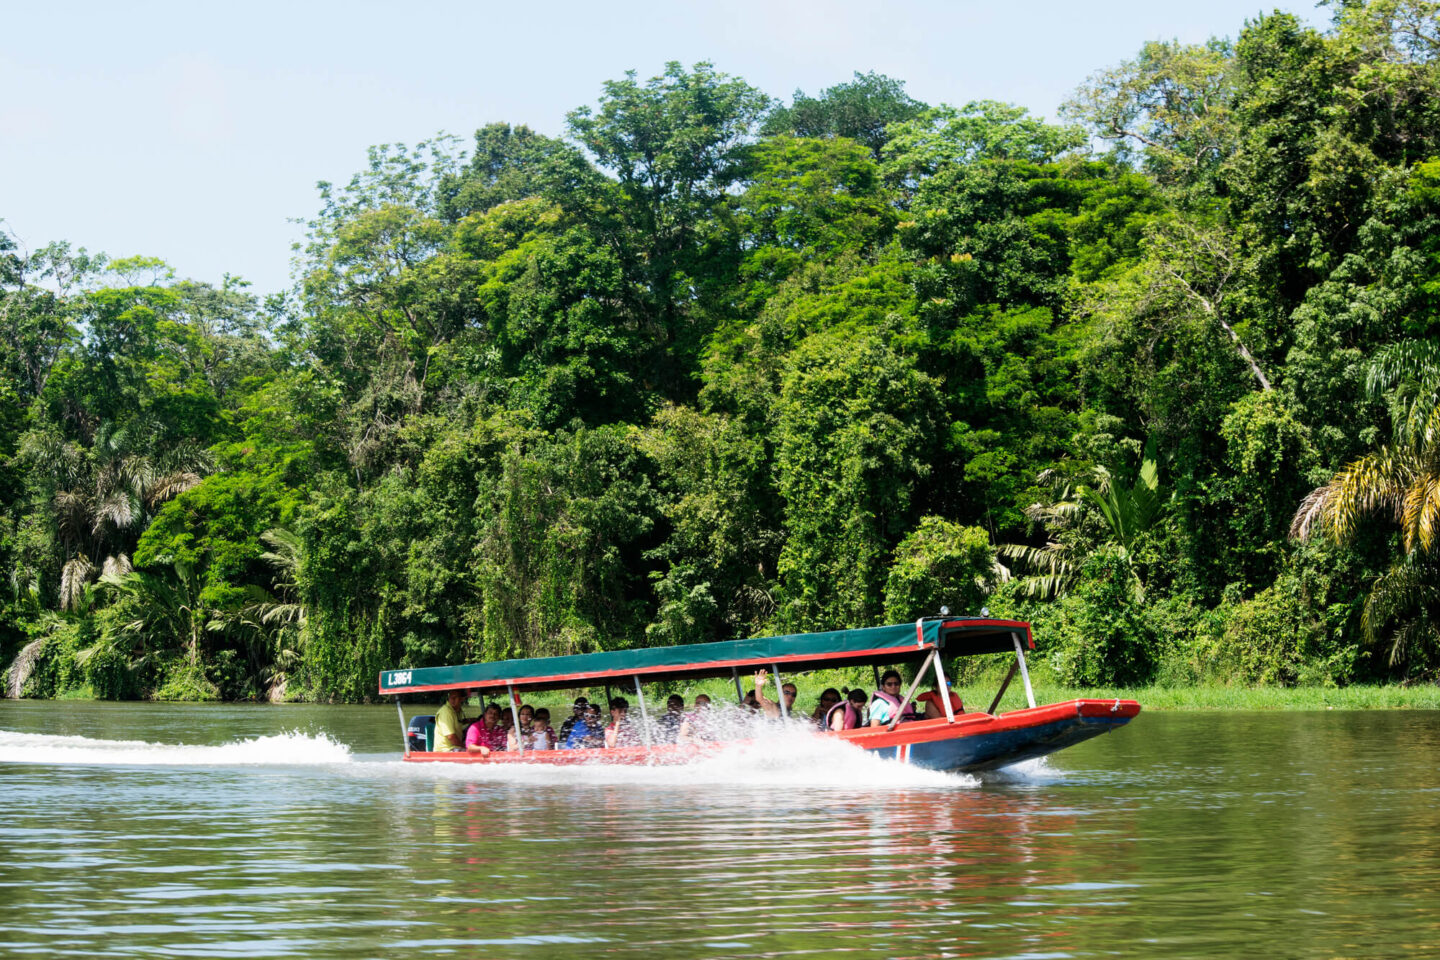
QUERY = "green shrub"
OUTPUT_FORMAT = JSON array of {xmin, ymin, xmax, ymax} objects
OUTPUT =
[
  {"xmin": 1037, "ymin": 550, "xmax": 1158, "ymax": 687},
  {"xmin": 884, "ymin": 517, "xmax": 997, "ymax": 620}
]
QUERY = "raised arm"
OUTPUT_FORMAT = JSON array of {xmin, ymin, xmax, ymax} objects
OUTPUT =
[{"xmin": 752, "ymin": 669, "xmax": 780, "ymax": 718}]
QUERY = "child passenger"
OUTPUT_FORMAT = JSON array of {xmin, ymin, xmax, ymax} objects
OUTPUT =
[
  {"xmin": 529, "ymin": 708, "xmax": 556, "ymax": 750},
  {"xmin": 827, "ymin": 688, "xmax": 868, "ymax": 731}
]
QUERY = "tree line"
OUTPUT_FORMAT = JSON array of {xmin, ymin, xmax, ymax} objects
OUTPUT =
[{"xmin": 3, "ymin": 1, "xmax": 1438, "ymax": 701}]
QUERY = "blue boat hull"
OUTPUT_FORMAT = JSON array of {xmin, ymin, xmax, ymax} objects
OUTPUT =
[{"xmin": 865, "ymin": 712, "xmax": 1134, "ymax": 773}]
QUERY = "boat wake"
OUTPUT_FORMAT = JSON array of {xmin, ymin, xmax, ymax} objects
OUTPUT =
[{"xmin": 0, "ymin": 729, "xmax": 353, "ymax": 766}]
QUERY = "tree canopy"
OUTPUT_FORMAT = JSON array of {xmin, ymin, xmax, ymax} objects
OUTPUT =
[{"xmin": 5, "ymin": 3, "xmax": 1440, "ymax": 701}]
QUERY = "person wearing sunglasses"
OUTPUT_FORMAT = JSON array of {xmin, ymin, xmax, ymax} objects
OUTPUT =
[{"xmin": 869, "ymin": 670, "xmax": 917, "ymax": 727}]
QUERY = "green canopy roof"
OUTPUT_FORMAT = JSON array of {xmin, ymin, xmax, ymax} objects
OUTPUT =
[{"xmin": 378, "ymin": 618, "xmax": 1031, "ymax": 695}]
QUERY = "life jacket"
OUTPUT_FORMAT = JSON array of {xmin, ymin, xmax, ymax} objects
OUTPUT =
[
  {"xmin": 825, "ymin": 701, "xmax": 862, "ymax": 731},
  {"xmin": 870, "ymin": 689, "xmax": 917, "ymax": 724}
]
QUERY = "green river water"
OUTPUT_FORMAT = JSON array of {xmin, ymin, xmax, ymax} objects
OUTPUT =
[{"xmin": 1, "ymin": 701, "xmax": 1438, "ymax": 959}]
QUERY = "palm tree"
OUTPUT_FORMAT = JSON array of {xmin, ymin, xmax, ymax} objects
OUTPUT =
[
  {"xmin": 20, "ymin": 422, "xmax": 211, "ymax": 609},
  {"xmin": 94, "ymin": 561, "xmax": 209, "ymax": 667},
  {"xmin": 205, "ymin": 529, "xmax": 306, "ymax": 700},
  {"xmin": 1000, "ymin": 441, "xmax": 1164, "ymax": 600},
  {"xmin": 1292, "ymin": 340, "xmax": 1440, "ymax": 667}
]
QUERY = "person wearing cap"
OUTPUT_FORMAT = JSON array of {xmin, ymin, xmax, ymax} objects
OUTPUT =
[
  {"xmin": 559, "ymin": 697, "xmax": 589, "ymax": 744},
  {"xmin": 433, "ymin": 689, "xmax": 470, "ymax": 752}
]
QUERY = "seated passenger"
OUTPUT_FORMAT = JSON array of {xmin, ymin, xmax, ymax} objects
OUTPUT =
[
  {"xmin": 827, "ymin": 688, "xmax": 868, "ymax": 731},
  {"xmin": 812, "ymin": 689, "xmax": 841, "ymax": 729},
  {"xmin": 559, "ymin": 697, "xmax": 588, "ymax": 743},
  {"xmin": 465, "ymin": 704, "xmax": 507, "ymax": 756},
  {"xmin": 869, "ymin": 670, "xmax": 918, "ymax": 727},
  {"xmin": 678, "ymin": 694, "xmax": 714, "ymax": 744},
  {"xmin": 433, "ymin": 689, "xmax": 470, "ymax": 752},
  {"xmin": 752, "ymin": 669, "xmax": 799, "ymax": 719},
  {"xmin": 529, "ymin": 707, "xmax": 556, "ymax": 750},
  {"xmin": 563, "ymin": 703, "xmax": 604, "ymax": 750},
  {"xmin": 657, "ymin": 695, "xmax": 685, "ymax": 743},
  {"xmin": 605, "ymin": 697, "xmax": 641, "ymax": 748},
  {"xmin": 916, "ymin": 681, "xmax": 964, "ymax": 719}
]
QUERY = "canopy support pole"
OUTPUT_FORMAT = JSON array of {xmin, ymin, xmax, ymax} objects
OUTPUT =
[
  {"xmin": 632, "ymin": 675, "xmax": 653, "ymax": 757},
  {"xmin": 888, "ymin": 649, "xmax": 935, "ymax": 732},
  {"xmin": 872, "ymin": 665, "xmax": 881, "ymax": 690},
  {"xmin": 932, "ymin": 654, "xmax": 956, "ymax": 723},
  {"xmin": 396, "ymin": 697, "xmax": 409, "ymax": 756},
  {"xmin": 1013, "ymin": 634, "xmax": 1036, "ymax": 709},
  {"xmin": 507, "ymin": 683, "xmax": 523, "ymax": 756},
  {"xmin": 732, "ymin": 667, "xmax": 743, "ymax": 704},
  {"xmin": 770, "ymin": 663, "xmax": 788, "ymax": 720},
  {"xmin": 987, "ymin": 661, "xmax": 1019, "ymax": 714}
]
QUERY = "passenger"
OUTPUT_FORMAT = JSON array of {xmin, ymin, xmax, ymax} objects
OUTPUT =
[
  {"xmin": 496, "ymin": 705, "xmax": 514, "ymax": 742},
  {"xmin": 433, "ymin": 689, "xmax": 470, "ymax": 752},
  {"xmin": 559, "ymin": 697, "xmax": 589, "ymax": 743},
  {"xmin": 917, "ymin": 681, "xmax": 964, "ymax": 719},
  {"xmin": 605, "ymin": 697, "xmax": 640, "ymax": 748},
  {"xmin": 812, "ymin": 688, "xmax": 841, "ymax": 729},
  {"xmin": 518, "ymin": 703, "xmax": 535, "ymax": 735},
  {"xmin": 465, "ymin": 704, "xmax": 507, "ymax": 756},
  {"xmin": 506, "ymin": 711, "xmax": 522, "ymax": 751},
  {"xmin": 827, "ymin": 688, "xmax": 868, "ymax": 731},
  {"xmin": 869, "ymin": 670, "xmax": 917, "ymax": 727},
  {"xmin": 657, "ymin": 695, "xmax": 685, "ymax": 743},
  {"xmin": 752, "ymin": 669, "xmax": 799, "ymax": 719},
  {"xmin": 529, "ymin": 707, "xmax": 557, "ymax": 750},
  {"xmin": 564, "ymin": 703, "xmax": 604, "ymax": 750},
  {"xmin": 678, "ymin": 694, "xmax": 714, "ymax": 744}
]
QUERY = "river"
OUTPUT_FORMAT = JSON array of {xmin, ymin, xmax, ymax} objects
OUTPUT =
[{"xmin": 2, "ymin": 701, "xmax": 1438, "ymax": 958}]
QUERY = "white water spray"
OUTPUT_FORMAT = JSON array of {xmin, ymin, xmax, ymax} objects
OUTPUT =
[{"xmin": 0, "ymin": 729, "xmax": 353, "ymax": 766}]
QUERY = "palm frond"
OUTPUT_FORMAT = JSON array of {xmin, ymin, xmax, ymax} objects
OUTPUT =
[
  {"xmin": 1367, "ymin": 339, "xmax": 1440, "ymax": 398},
  {"xmin": 5, "ymin": 638, "xmax": 47, "ymax": 699},
  {"xmin": 1290, "ymin": 484, "xmax": 1332, "ymax": 541},
  {"xmin": 146, "ymin": 471, "xmax": 202, "ymax": 507},
  {"xmin": 1400, "ymin": 470, "xmax": 1440, "ymax": 555},
  {"xmin": 60, "ymin": 556, "xmax": 95, "ymax": 611},
  {"xmin": 1361, "ymin": 554, "xmax": 1440, "ymax": 665},
  {"xmin": 91, "ymin": 491, "xmax": 137, "ymax": 535},
  {"xmin": 101, "ymin": 553, "xmax": 132, "ymax": 578},
  {"xmin": 119, "ymin": 453, "xmax": 158, "ymax": 496},
  {"xmin": 997, "ymin": 541, "xmax": 1074, "ymax": 599},
  {"xmin": 1314, "ymin": 449, "xmax": 1414, "ymax": 543}
]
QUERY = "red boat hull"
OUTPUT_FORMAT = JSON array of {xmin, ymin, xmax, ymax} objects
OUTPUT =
[{"xmin": 401, "ymin": 698, "xmax": 1140, "ymax": 773}]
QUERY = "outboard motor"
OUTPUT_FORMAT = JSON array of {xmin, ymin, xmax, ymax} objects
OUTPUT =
[{"xmin": 407, "ymin": 714, "xmax": 435, "ymax": 753}]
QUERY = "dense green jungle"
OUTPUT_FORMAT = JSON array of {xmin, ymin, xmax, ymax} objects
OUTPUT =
[{"xmin": 3, "ymin": 2, "xmax": 1439, "ymax": 703}]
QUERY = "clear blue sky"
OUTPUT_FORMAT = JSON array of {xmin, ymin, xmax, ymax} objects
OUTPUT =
[{"xmin": 2, "ymin": 0, "xmax": 1324, "ymax": 296}]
